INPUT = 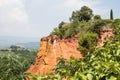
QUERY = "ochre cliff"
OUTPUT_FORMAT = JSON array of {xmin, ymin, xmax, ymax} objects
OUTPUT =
[
  {"xmin": 26, "ymin": 35, "xmax": 82, "ymax": 75},
  {"xmin": 26, "ymin": 28, "xmax": 114, "ymax": 75}
]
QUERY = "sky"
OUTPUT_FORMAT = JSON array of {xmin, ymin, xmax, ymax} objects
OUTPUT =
[{"xmin": 0, "ymin": 0, "xmax": 120, "ymax": 41}]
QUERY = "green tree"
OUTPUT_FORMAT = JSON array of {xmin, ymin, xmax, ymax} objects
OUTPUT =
[
  {"xmin": 94, "ymin": 15, "xmax": 101, "ymax": 20},
  {"xmin": 110, "ymin": 9, "xmax": 113, "ymax": 20},
  {"xmin": 58, "ymin": 21, "xmax": 65, "ymax": 29},
  {"xmin": 70, "ymin": 6, "xmax": 93, "ymax": 22}
]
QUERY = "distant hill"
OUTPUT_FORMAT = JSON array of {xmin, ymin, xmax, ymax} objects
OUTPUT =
[
  {"xmin": 0, "ymin": 36, "xmax": 40, "ymax": 49},
  {"xmin": 16, "ymin": 42, "xmax": 40, "ymax": 49}
]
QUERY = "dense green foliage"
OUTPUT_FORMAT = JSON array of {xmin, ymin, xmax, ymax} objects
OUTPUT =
[
  {"xmin": 70, "ymin": 6, "xmax": 93, "ymax": 22},
  {"xmin": 51, "ymin": 20, "xmax": 94, "ymax": 39},
  {"xmin": 51, "ymin": 7, "xmax": 113, "ymax": 40},
  {"xmin": 112, "ymin": 19, "xmax": 120, "ymax": 41},
  {"xmin": 78, "ymin": 32, "xmax": 97, "ymax": 56},
  {"xmin": 94, "ymin": 15, "xmax": 101, "ymax": 20},
  {"xmin": 0, "ymin": 53, "xmax": 25, "ymax": 80},
  {"xmin": 0, "ymin": 45, "xmax": 37, "ymax": 80},
  {"xmin": 93, "ymin": 19, "xmax": 113, "ymax": 34}
]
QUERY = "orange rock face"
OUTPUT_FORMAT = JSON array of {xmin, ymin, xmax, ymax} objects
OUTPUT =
[
  {"xmin": 26, "ymin": 28, "xmax": 114, "ymax": 75},
  {"xmin": 26, "ymin": 35, "xmax": 82, "ymax": 75},
  {"xmin": 97, "ymin": 29, "xmax": 114, "ymax": 47}
]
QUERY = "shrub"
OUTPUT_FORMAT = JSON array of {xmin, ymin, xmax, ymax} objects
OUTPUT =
[
  {"xmin": 93, "ymin": 19, "xmax": 112, "ymax": 33},
  {"xmin": 94, "ymin": 15, "xmax": 101, "ymax": 20},
  {"xmin": 112, "ymin": 19, "xmax": 120, "ymax": 41},
  {"xmin": 78, "ymin": 32, "xmax": 97, "ymax": 56}
]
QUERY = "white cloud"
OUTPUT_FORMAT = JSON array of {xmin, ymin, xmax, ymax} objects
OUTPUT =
[
  {"xmin": 0, "ymin": 0, "xmax": 28, "ymax": 23},
  {"xmin": 0, "ymin": 24, "xmax": 39, "ymax": 37},
  {"xmin": 56, "ymin": 0, "xmax": 100, "ymax": 9},
  {"xmin": 55, "ymin": 0, "xmax": 108, "ymax": 18}
]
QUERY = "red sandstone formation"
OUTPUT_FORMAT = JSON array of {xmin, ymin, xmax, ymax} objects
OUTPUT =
[
  {"xmin": 26, "ymin": 35, "xmax": 82, "ymax": 75},
  {"xmin": 26, "ymin": 27, "xmax": 114, "ymax": 75}
]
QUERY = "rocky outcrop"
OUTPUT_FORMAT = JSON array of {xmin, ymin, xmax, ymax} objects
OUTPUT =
[
  {"xmin": 26, "ymin": 27, "xmax": 114, "ymax": 75},
  {"xmin": 97, "ymin": 28, "xmax": 114, "ymax": 47},
  {"xmin": 26, "ymin": 35, "xmax": 82, "ymax": 75}
]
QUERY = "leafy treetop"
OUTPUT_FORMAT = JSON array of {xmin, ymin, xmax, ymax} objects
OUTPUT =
[{"xmin": 70, "ymin": 6, "xmax": 93, "ymax": 22}]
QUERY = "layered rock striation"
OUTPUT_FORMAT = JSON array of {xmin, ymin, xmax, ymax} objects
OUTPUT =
[{"xmin": 26, "ymin": 35, "xmax": 82, "ymax": 75}]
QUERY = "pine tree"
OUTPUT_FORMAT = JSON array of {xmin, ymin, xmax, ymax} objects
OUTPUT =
[{"xmin": 110, "ymin": 9, "xmax": 113, "ymax": 20}]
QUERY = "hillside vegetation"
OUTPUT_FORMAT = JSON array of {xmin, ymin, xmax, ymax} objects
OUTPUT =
[
  {"xmin": 0, "ymin": 45, "xmax": 37, "ymax": 80},
  {"xmin": 51, "ymin": 6, "xmax": 116, "ymax": 56},
  {"xmin": 0, "ymin": 6, "xmax": 120, "ymax": 80},
  {"xmin": 27, "ymin": 6, "xmax": 120, "ymax": 80}
]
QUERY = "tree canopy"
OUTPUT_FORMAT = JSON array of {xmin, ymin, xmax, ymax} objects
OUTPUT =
[{"xmin": 70, "ymin": 6, "xmax": 93, "ymax": 22}]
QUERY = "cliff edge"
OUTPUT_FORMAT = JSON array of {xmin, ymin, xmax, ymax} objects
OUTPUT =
[
  {"xmin": 26, "ymin": 35, "xmax": 82, "ymax": 75},
  {"xmin": 26, "ymin": 27, "xmax": 114, "ymax": 75}
]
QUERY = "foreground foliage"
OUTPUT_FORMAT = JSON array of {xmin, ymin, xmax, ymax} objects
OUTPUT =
[
  {"xmin": 0, "ymin": 46, "xmax": 37, "ymax": 80},
  {"xmin": 28, "ymin": 40, "xmax": 120, "ymax": 80}
]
